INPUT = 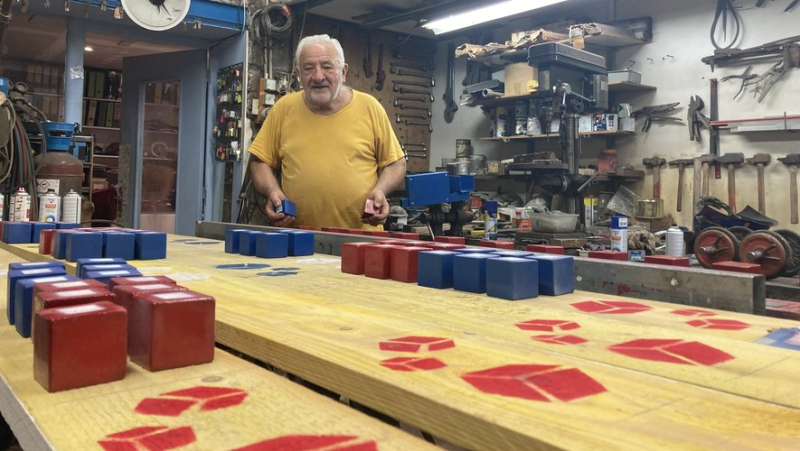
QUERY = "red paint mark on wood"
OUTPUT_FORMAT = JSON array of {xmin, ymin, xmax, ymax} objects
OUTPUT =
[
  {"xmin": 515, "ymin": 319, "xmax": 581, "ymax": 332},
  {"xmin": 671, "ymin": 309, "xmax": 716, "ymax": 317},
  {"xmin": 686, "ymin": 318, "xmax": 750, "ymax": 331},
  {"xmin": 381, "ymin": 357, "xmax": 447, "ymax": 371},
  {"xmin": 531, "ymin": 334, "xmax": 587, "ymax": 345},
  {"xmin": 233, "ymin": 435, "xmax": 377, "ymax": 451},
  {"xmin": 462, "ymin": 364, "xmax": 606, "ymax": 402},
  {"xmin": 162, "ymin": 386, "xmax": 244, "ymax": 399},
  {"xmin": 99, "ymin": 426, "xmax": 196, "ymax": 451},
  {"xmin": 135, "ymin": 398, "xmax": 196, "ymax": 417},
  {"xmin": 379, "ymin": 336, "xmax": 455, "ymax": 353},
  {"xmin": 571, "ymin": 300, "xmax": 652, "ymax": 314},
  {"xmin": 199, "ymin": 392, "xmax": 249, "ymax": 411},
  {"xmin": 609, "ymin": 339, "xmax": 735, "ymax": 365}
]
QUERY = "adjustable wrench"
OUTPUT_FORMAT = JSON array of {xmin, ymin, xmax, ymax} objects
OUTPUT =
[
  {"xmin": 396, "ymin": 114, "xmax": 427, "ymax": 123},
  {"xmin": 396, "ymin": 70, "xmax": 435, "ymax": 86},
  {"xmin": 392, "ymin": 49, "xmax": 435, "ymax": 71},
  {"xmin": 405, "ymin": 120, "xmax": 432, "ymax": 132},
  {"xmin": 393, "ymin": 97, "xmax": 426, "ymax": 106},
  {"xmin": 393, "ymin": 80, "xmax": 431, "ymax": 91},
  {"xmin": 396, "ymin": 88, "xmax": 434, "ymax": 102},
  {"xmin": 390, "ymin": 62, "xmax": 430, "ymax": 74},
  {"xmin": 398, "ymin": 105, "xmax": 431, "ymax": 116}
]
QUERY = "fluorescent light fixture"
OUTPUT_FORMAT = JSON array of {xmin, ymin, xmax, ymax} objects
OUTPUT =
[
  {"xmin": 422, "ymin": 0, "xmax": 568, "ymax": 35},
  {"xmin": 84, "ymin": 46, "xmax": 94, "ymax": 52}
]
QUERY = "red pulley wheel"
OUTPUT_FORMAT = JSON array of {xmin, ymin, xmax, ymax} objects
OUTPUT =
[
  {"xmin": 738, "ymin": 230, "xmax": 792, "ymax": 279},
  {"xmin": 693, "ymin": 227, "xmax": 739, "ymax": 269}
]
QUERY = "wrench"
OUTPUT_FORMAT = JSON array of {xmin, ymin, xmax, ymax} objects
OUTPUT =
[
  {"xmin": 402, "ymin": 142, "xmax": 427, "ymax": 151},
  {"xmin": 393, "ymin": 97, "xmax": 426, "ymax": 106},
  {"xmin": 396, "ymin": 114, "xmax": 427, "ymax": 123},
  {"xmin": 392, "ymin": 80, "xmax": 431, "ymax": 91},
  {"xmin": 396, "ymin": 70, "xmax": 435, "ymax": 86},
  {"xmin": 390, "ymin": 62, "xmax": 430, "ymax": 74},
  {"xmin": 392, "ymin": 49, "xmax": 435, "ymax": 71},
  {"xmin": 398, "ymin": 105, "xmax": 431, "ymax": 117},
  {"xmin": 405, "ymin": 120, "xmax": 432, "ymax": 132},
  {"xmin": 397, "ymin": 88, "xmax": 434, "ymax": 102}
]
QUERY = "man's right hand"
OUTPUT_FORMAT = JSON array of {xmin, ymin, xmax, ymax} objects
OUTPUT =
[{"xmin": 266, "ymin": 190, "xmax": 296, "ymax": 227}]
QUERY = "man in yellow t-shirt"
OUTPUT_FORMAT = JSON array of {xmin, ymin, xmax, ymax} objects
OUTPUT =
[{"xmin": 248, "ymin": 34, "xmax": 406, "ymax": 230}]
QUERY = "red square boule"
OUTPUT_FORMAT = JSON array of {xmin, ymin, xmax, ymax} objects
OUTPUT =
[
  {"xmin": 34, "ymin": 301, "xmax": 127, "ymax": 392},
  {"xmin": 364, "ymin": 245, "xmax": 403, "ymax": 279},
  {"xmin": 428, "ymin": 242, "xmax": 466, "ymax": 251},
  {"xmin": 110, "ymin": 275, "xmax": 176, "ymax": 288},
  {"xmin": 130, "ymin": 290, "xmax": 215, "ymax": 371},
  {"xmin": 39, "ymin": 229, "xmax": 58, "ymax": 255},
  {"xmin": 526, "ymin": 244, "xmax": 565, "ymax": 254},
  {"xmin": 341, "ymin": 242, "xmax": 376, "ymax": 275},
  {"xmin": 390, "ymin": 246, "xmax": 431, "ymax": 283},
  {"xmin": 434, "ymin": 236, "xmax": 465, "ymax": 245}
]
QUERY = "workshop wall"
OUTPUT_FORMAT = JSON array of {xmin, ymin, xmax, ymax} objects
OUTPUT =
[{"xmin": 614, "ymin": 0, "xmax": 800, "ymax": 230}]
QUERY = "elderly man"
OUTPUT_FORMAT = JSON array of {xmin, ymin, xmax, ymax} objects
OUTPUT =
[{"xmin": 248, "ymin": 34, "xmax": 406, "ymax": 229}]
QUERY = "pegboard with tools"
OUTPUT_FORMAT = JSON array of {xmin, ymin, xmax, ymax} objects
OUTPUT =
[
  {"xmin": 298, "ymin": 16, "xmax": 435, "ymax": 173},
  {"xmin": 213, "ymin": 63, "xmax": 244, "ymax": 162}
]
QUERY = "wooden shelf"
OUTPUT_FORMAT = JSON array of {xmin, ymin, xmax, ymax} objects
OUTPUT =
[
  {"xmin": 473, "ymin": 93, "xmax": 539, "ymax": 108},
  {"xmin": 478, "ymin": 130, "xmax": 635, "ymax": 141},
  {"xmin": 608, "ymin": 82, "xmax": 656, "ymax": 93},
  {"xmin": 83, "ymin": 125, "xmax": 119, "ymax": 131}
]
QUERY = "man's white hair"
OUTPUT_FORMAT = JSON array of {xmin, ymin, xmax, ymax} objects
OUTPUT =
[{"xmin": 295, "ymin": 34, "xmax": 346, "ymax": 68}]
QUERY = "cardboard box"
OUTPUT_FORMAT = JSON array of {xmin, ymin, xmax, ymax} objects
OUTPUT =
[
  {"xmin": 578, "ymin": 115, "xmax": 593, "ymax": 133},
  {"xmin": 503, "ymin": 63, "xmax": 538, "ymax": 97},
  {"xmin": 620, "ymin": 117, "xmax": 636, "ymax": 132},
  {"xmin": 593, "ymin": 114, "xmax": 618, "ymax": 131}
]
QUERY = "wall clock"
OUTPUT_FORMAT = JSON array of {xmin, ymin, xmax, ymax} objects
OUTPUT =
[{"xmin": 121, "ymin": 0, "xmax": 192, "ymax": 32}]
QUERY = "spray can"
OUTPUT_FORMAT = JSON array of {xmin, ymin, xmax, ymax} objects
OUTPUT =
[
  {"xmin": 665, "ymin": 226, "xmax": 685, "ymax": 257},
  {"xmin": 61, "ymin": 189, "xmax": 82, "ymax": 224},
  {"xmin": 610, "ymin": 216, "xmax": 628, "ymax": 253},
  {"xmin": 12, "ymin": 187, "xmax": 31, "ymax": 222},
  {"xmin": 38, "ymin": 188, "xmax": 61, "ymax": 222},
  {"xmin": 484, "ymin": 200, "xmax": 498, "ymax": 240},
  {"xmin": 0, "ymin": 193, "xmax": 4, "ymax": 221},
  {"xmin": 583, "ymin": 196, "xmax": 597, "ymax": 228}
]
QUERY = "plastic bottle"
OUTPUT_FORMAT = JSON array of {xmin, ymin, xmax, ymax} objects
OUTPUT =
[{"xmin": 610, "ymin": 216, "xmax": 628, "ymax": 253}]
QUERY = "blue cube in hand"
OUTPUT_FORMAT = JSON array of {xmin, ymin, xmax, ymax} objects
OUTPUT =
[
  {"xmin": 417, "ymin": 251, "xmax": 455, "ymax": 289},
  {"xmin": 280, "ymin": 230, "xmax": 314, "ymax": 256},
  {"xmin": 277, "ymin": 199, "xmax": 296, "ymax": 217},
  {"xmin": 453, "ymin": 253, "xmax": 497, "ymax": 293},
  {"xmin": 486, "ymin": 257, "xmax": 539, "ymax": 300},
  {"xmin": 255, "ymin": 232, "xmax": 289, "ymax": 258},
  {"xmin": 527, "ymin": 254, "xmax": 575, "ymax": 296},
  {"xmin": 65, "ymin": 232, "xmax": 104, "ymax": 262},
  {"xmin": 225, "ymin": 229, "xmax": 248, "ymax": 253}
]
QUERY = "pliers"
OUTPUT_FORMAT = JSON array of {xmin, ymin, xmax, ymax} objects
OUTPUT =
[
  {"xmin": 721, "ymin": 65, "xmax": 759, "ymax": 99},
  {"xmin": 634, "ymin": 102, "xmax": 683, "ymax": 132}
]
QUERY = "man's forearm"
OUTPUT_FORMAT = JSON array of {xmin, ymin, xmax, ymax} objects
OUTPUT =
[
  {"xmin": 249, "ymin": 157, "xmax": 282, "ymax": 197},
  {"xmin": 374, "ymin": 158, "xmax": 407, "ymax": 194}
]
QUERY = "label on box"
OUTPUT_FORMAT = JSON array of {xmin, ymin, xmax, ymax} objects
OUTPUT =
[
  {"xmin": 56, "ymin": 289, "xmax": 97, "ymax": 298},
  {"xmin": 131, "ymin": 284, "xmax": 174, "ymax": 291},
  {"xmin": 98, "ymin": 270, "xmax": 134, "ymax": 276},
  {"xmin": 52, "ymin": 281, "xmax": 92, "ymax": 289},
  {"xmin": 21, "ymin": 268, "xmax": 52, "ymax": 275},
  {"xmin": 58, "ymin": 304, "xmax": 104, "ymax": 315},
  {"xmin": 153, "ymin": 292, "xmax": 195, "ymax": 300}
]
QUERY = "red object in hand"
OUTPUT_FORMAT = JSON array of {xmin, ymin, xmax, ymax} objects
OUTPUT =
[
  {"xmin": 39, "ymin": 229, "xmax": 58, "ymax": 255},
  {"xmin": 129, "ymin": 290, "xmax": 215, "ymax": 371},
  {"xmin": 434, "ymin": 236, "xmax": 466, "ymax": 245},
  {"xmin": 711, "ymin": 261, "xmax": 762, "ymax": 274},
  {"xmin": 341, "ymin": 242, "xmax": 377, "ymax": 275},
  {"xmin": 390, "ymin": 246, "xmax": 431, "ymax": 283},
  {"xmin": 526, "ymin": 244, "xmax": 565, "ymax": 254},
  {"xmin": 110, "ymin": 275, "xmax": 177, "ymax": 288},
  {"xmin": 644, "ymin": 255, "xmax": 691, "ymax": 267},
  {"xmin": 364, "ymin": 245, "xmax": 403, "ymax": 279},
  {"xmin": 588, "ymin": 250, "xmax": 628, "ymax": 261},
  {"xmin": 34, "ymin": 301, "xmax": 127, "ymax": 392},
  {"xmin": 362, "ymin": 199, "xmax": 380, "ymax": 220}
]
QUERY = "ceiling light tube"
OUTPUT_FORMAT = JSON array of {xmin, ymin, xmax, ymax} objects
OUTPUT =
[{"xmin": 422, "ymin": 0, "xmax": 568, "ymax": 35}]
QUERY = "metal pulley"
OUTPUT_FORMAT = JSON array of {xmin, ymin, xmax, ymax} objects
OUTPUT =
[
  {"xmin": 738, "ymin": 230, "xmax": 792, "ymax": 279},
  {"xmin": 694, "ymin": 227, "xmax": 739, "ymax": 268},
  {"xmin": 775, "ymin": 229, "xmax": 800, "ymax": 277}
]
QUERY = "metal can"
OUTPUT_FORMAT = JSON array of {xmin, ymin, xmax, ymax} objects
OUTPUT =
[
  {"xmin": 455, "ymin": 139, "xmax": 472, "ymax": 158},
  {"xmin": 610, "ymin": 216, "xmax": 628, "ymax": 253},
  {"xmin": 12, "ymin": 187, "xmax": 31, "ymax": 222},
  {"xmin": 61, "ymin": 189, "xmax": 82, "ymax": 224},
  {"xmin": 665, "ymin": 226, "xmax": 685, "ymax": 257},
  {"xmin": 0, "ymin": 192, "xmax": 4, "ymax": 221},
  {"xmin": 38, "ymin": 188, "xmax": 61, "ymax": 222}
]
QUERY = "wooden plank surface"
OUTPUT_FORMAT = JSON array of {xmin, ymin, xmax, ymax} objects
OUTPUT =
[
  {"xmin": 4, "ymin": 239, "xmax": 800, "ymax": 449},
  {"xmin": 0, "ymin": 248, "xmax": 431, "ymax": 451}
]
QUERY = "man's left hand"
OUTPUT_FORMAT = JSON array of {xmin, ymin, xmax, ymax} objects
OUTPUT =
[{"xmin": 362, "ymin": 188, "xmax": 389, "ymax": 226}]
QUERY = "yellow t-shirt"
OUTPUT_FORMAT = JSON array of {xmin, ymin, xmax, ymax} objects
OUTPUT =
[{"xmin": 248, "ymin": 90, "xmax": 404, "ymax": 229}]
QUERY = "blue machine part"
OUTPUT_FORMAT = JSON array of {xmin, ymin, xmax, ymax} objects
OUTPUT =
[
  {"xmin": 0, "ymin": 77, "xmax": 9, "ymax": 95},
  {"xmin": 400, "ymin": 172, "xmax": 473, "ymax": 208},
  {"xmin": 42, "ymin": 122, "xmax": 74, "ymax": 152}
]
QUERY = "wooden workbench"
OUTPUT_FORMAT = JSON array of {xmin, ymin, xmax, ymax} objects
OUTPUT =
[
  {"xmin": 0, "ymin": 248, "xmax": 431, "ymax": 450},
  {"xmin": 3, "ymin": 237, "xmax": 800, "ymax": 449}
]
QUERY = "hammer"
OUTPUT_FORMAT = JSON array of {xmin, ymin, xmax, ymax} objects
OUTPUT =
[
  {"xmin": 697, "ymin": 154, "xmax": 715, "ymax": 197},
  {"xmin": 642, "ymin": 157, "xmax": 666, "ymax": 199},
  {"xmin": 745, "ymin": 153, "xmax": 771, "ymax": 215},
  {"xmin": 715, "ymin": 153, "xmax": 744, "ymax": 211},
  {"xmin": 668, "ymin": 159, "xmax": 694, "ymax": 212},
  {"xmin": 779, "ymin": 153, "xmax": 800, "ymax": 224}
]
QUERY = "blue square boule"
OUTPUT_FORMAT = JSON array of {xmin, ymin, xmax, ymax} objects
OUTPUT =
[
  {"xmin": 225, "ymin": 228, "xmax": 248, "ymax": 254},
  {"xmin": 486, "ymin": 257, "xmax": 539, "ymax": 300},
  {"xmin": 280, "ymin": 230, "xmax": 314, "ymax": 256},
  {"xmin": 255, "ymin": 232, "xmax": 289, "ymax": 258},
  {"xmin": 453, "ymin": 253, "xmax": 497, "ymax": 293},
  {"xmin": 417, "ymin": 251, "xmax": 455, "ymax": 289},
  {"xmin": 65, "ymin": 232, "xmax": 104, "ymax": 262},
  {"xmin": 527, "ymin": 254, "xmax": 575, "ymax": 295}
]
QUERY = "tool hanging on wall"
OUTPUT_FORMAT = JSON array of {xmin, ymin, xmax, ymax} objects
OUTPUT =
[
  {"xmin": 633, "ymin": 102, "xmax": 682, "ymax": 132},
  {"xmin": 363, "ymin": 35, "xmax": 373, "ymax": 78},
  {"xmin": 721, "ymin": 66, "xmax": 758, "ymax": 99},
  {"xmin": 443, "ymin": 42, "xmax": 458, "ymax": 124},
  {"xmin": 745, "ymin": 153, "xmax": 771, "ymax": 216},
  {"xmin": 778, "ymin": 153, "xmax": 800, "ymax": 224},
  {"xmin": 668, "ymin": 159, "xmax": 694, "ymax": 212},
  {"xmin": 375, "ymin": 44, "xmax": 385, "ymax": 91},
  {"xmin": 688, "ymin": 95, "xmax": 710, "ymax": 141}
]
